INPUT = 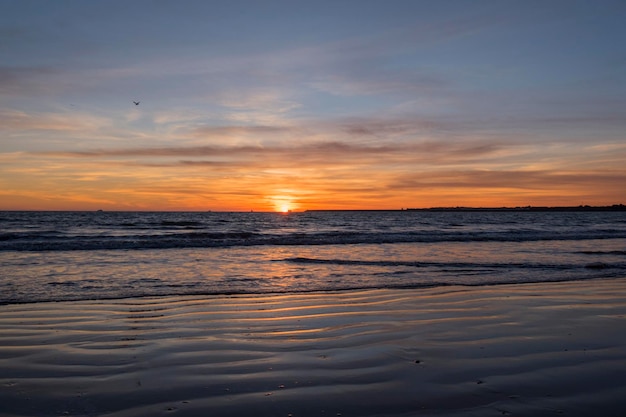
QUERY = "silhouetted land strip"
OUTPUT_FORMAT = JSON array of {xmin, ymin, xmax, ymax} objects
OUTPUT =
[{"xmin": 307, "ymin": 204, "xmax": 626, "ymax": 212}]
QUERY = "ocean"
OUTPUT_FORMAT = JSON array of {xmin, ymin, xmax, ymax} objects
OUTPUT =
[{"xmin": 1, "ymin": 210, "xmax": 625, "ymax": 304}]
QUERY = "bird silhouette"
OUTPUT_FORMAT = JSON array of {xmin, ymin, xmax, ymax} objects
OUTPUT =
[{"xmin": 133, "ymin": 101, "xmax": 140, "ymax": 106}]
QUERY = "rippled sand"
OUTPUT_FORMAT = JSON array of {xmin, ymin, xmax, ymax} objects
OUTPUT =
[{"xmin": 2, "ymin": 279, "xmax": 626, "ymax": 417}]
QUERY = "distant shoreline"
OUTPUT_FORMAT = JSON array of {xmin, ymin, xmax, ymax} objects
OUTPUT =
[
  {"xmin": 308, "ymin": 204, "xmax": 626, "ymax": 212},
  {"xmin": 1, "ymin": 204, "xmax": 625, "ymax": 213}
]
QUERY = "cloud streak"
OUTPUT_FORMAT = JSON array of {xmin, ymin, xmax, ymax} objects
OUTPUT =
[{"xmin": 34, "ymin": 139, "xmax": 507, "ymax": 166}]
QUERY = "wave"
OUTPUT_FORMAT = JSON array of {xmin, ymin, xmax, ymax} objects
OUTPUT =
[
  {"xmin": 5, "ymin": 274, "xmax": 626, "ymax": 306},
  {"xmin": 577, "ymin": 250, "xmax": 626, "ymax": 256},
  {"xmin": 285, "ymin": 256, "xmax": 626, "ymax": 272},
  {"xmin": 2, "ymin": 228, "xmax": 626, "ymax": 251}
]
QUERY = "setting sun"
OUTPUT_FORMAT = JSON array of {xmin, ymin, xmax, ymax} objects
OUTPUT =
[
  {"xmin": 276, "ymin": 202, "xmax": 293, "ymax": 213},
  {"xmin": 270, "ymin": 195, "xmax": 296, "ymax": 213}
]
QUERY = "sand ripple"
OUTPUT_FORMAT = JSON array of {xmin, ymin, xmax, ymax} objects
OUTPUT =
[{"xmin": 2, "ymin": 280, "xmax": 626, "ymax": 416}]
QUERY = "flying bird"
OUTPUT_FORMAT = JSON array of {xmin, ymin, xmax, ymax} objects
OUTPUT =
[{"xmin": 133, "ymin": 101, "xmax": 140, "ymax": 106}]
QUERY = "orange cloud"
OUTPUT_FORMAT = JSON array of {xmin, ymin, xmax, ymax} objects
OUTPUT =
[{"xmin": 2, "ymin": 118, "xmax": 625, "ymax": 211}]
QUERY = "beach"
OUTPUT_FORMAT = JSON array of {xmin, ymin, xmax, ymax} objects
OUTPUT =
[{"xmin": 1, "ymin": 278, "xmax": 626, "ymax": 417}]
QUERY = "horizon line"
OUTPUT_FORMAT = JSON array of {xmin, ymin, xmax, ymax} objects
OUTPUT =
[{"xmin": 1, "ymin": 204, "xmax": 625, "ymax": 213}]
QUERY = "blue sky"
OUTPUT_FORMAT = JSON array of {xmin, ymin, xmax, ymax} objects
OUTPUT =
[{"xmin": 1, "ymin": 0, "xmax": 625, "ymax": 210}]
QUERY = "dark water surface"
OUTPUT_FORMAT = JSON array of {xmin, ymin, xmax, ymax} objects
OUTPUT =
[{"xmin": 1, "ymin": 210, "xmax": 625, "ymax": 304}]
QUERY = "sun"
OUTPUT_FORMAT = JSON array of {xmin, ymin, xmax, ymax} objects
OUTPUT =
[{"xmin": 270, "ymin": 195, "xmax": 297, "ymax": 213}]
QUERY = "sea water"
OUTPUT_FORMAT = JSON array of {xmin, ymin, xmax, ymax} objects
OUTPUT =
[{"xmin": 1, "ymin": 210, "xmax": 625, "ymax": 304}]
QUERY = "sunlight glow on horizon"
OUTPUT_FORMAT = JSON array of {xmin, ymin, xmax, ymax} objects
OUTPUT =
[{"xmin": 1, "ymin": 1, "xmax": 625, "ymax": 211}]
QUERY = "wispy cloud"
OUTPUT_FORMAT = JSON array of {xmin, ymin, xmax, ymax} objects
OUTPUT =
[
  {"xmin": 34, "ymin": 139, "xmax": 506, "ymax": 165},
  {"xmin": 0, "ymin": 108, "xmax": 106, "ymax": 132},
  {"xmin": 391, "ymin": 169, "xmax": 625, "ymax": 190},
  {"xmin": 0, "ymin": 66, "xmax": 59, "ymax": 96}
]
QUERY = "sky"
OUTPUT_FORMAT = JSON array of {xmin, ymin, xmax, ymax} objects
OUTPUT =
[{"xmin": 1, "ymin": 0, "xmax": 625, "ymax": 212}]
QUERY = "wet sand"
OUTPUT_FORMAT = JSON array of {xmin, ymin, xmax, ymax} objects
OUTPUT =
[{"xmin": 1, "ymin": 278, "xmax": 626, "ymax": 417}]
